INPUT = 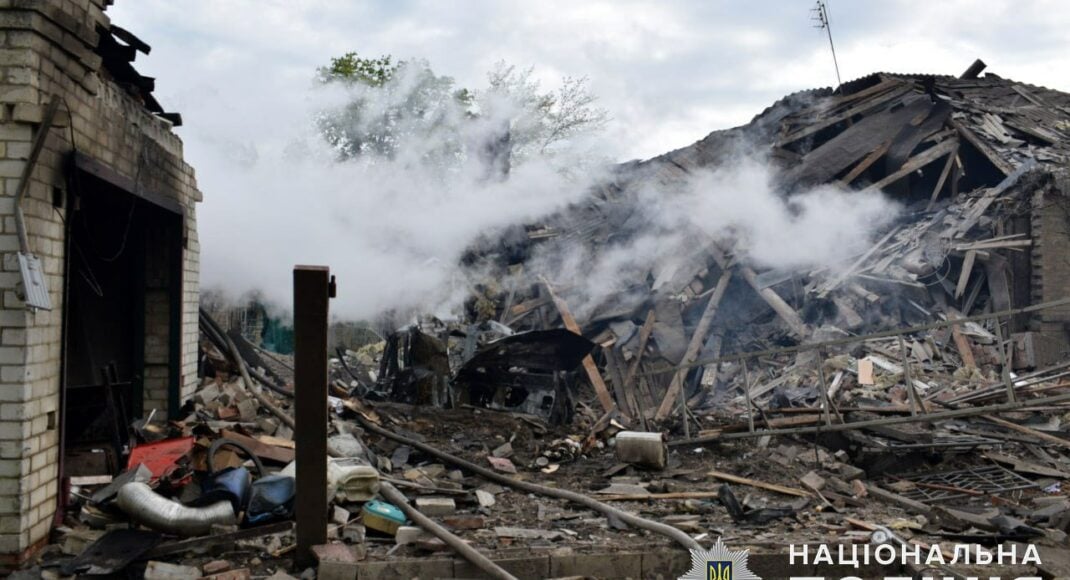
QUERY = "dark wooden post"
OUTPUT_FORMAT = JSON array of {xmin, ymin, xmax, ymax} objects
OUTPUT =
[{"xmin": 293, "ymin": 266, "xmax": 333, "ymax": 567}]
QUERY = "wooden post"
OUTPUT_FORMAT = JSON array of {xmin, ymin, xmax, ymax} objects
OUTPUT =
[
  {"xmin": 992, "ymin": 317, "xmax": 1016, "ymax": 402},
  {"xmin": 897, "ymin": 334, "xmax": 922, "ymax": 416},
  {"xmin": 814, "ymin": 348, "xmax": 833, "ymax": 425},
  {"xmin": 655, "ymin": 269, "xmax": 733, "ymax": 420},
  {"xmin": 624, "ymin": 309, "xmax": 656, "ymax": 412},
  {"xmin": 294, "ymin": 266, "xmax": 332, "ymax": 568},
  {"xmin": 742, "ymin": 358, "xmax": 755, "ymax": 433}
]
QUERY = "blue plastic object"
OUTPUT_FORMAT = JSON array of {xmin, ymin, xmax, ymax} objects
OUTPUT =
[
  {"xmin": 245, "ymin": 474, "xmax": 296, "ymax": 525},
  {"xmin": 195, "ymin": 466, "xmax": 251, "ymax": 514}
]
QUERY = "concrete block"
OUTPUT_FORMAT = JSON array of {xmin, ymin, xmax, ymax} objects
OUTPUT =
[
  {"xmin": 441, "ymin": 514, "xmax": 485, "ymax": 530},
  {"xmin": 414, "ymin": 496, "xmax": 455, "ymax": 516},
  {"xmin": 452, "ymin": 555, "xmax": 551, "ymax": 579},
  {"xmin": 394, "ymin": 526, "xmax": 429, "ymax": 546},
  {"xmin": 144, "ymin": 561, "xmax": 201, "ymax": 580},
  {"xmin": 550, "ymin": 551, "xmax": 643, "ymax": 578},
  {"xmin": 355, "ymin": 558, "xmax": 453, "ymax": 579},
  {"xmin": 312, "ymin": 543, "xmax": 360, "ymax": 580}
]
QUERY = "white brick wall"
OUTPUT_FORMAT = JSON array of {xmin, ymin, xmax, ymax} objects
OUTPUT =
[{"xmin": 0, "ymin": 0, "xmax": 203, "ymax": 565}]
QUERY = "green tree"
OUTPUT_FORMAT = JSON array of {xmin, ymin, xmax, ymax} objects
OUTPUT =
[
  {"xmin": 316, "ymin": 52, "xmax": 473, "ymax": 161},
  {"xmin": 316, "ymin": 53, "xmax": 608, "ymax": 169}
]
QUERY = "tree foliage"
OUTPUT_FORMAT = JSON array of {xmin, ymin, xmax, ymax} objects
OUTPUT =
[
  {"xmin": 316, "ymin": 53, "xmax": 473, "ymax": 161},
  {"xmin": 316, "ymin": 53, "xmax": 608, "ymax": 168}
]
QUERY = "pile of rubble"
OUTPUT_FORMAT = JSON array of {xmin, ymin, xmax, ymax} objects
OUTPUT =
[{"xmin": 20, "ymin": 63, "xmax": 1070, "ymax": 579}]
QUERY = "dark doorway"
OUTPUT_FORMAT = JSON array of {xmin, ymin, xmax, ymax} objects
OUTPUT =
[{"xmin": 60, "ymin": 154, "xmax": 184, "ymax": 479}]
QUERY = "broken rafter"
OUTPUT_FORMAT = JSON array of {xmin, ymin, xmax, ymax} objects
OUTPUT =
[
  {"xmin": 778, "ymin": 83, "xmax": 913, "ymax": 147},
  {"xmin": 858, "ymin": 137, "xmax": 959, "ymax": 195},
  {"xmin": 739, "ymin": 266, "xmax": 809, "ymax": 338},
  {"xmin": 950, "ymin": 118, "xmax": 1015, "ymax": 176},
  {"xmin": 838, "ymin": 141, "xmax": 889, "ymax": 186},
  {"xmin": 817, "ymin": 226, "xmax": 901, "ymax": 298},
  {"xmin": 541, "ymin": 279, "xmax": 617, "ymax": 414},
  {"xmin": 925, "ymin": 141, "xmax": 959, "ymax": 211}
]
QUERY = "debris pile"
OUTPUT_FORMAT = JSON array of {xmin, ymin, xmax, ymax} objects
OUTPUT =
[{"xmin": 23, "ymin": 65, "xmax": 1070, "ymax": 579}]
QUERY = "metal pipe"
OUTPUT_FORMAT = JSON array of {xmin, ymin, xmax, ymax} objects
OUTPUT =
[
  {"xmin": 378, "ymin": 482, "xmax": 517, "ymax": 580},
  {"xmin": 14, "ymin": 95, "xmax": 61, "ymax": 255},
  {"xmin": 117, "ymin": 482, "xmax": 236, "ymax": 536}
]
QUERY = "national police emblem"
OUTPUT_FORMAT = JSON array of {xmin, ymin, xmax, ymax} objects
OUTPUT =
[{"xmin": 680, "ymin": 537, "xmax": 760, "ymax": 580}]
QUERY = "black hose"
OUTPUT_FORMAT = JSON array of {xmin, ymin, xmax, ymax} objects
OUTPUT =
[{"xmin": 207, "ymin": 438, "xmax": 265, "ymax": 478}]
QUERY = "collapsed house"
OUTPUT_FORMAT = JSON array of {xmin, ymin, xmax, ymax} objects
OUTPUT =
[
  {"xmin": 10, "ymin": 50, "xmax": 1070, "ymax": 578},
  {"xmin": 0, "ymin": 1, "xmax": 201, "ymax": 569}
]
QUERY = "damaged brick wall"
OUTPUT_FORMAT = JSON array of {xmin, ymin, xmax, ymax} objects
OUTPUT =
[
  {"xmin": 0, "ymin": 1, "xmax": 202, "ymax": 564},
  {"xmin": 1029, "ymin": 173, "xmax": 1070, "ymax": 358}
]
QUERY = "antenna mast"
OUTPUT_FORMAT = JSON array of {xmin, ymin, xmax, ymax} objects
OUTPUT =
[{"xmin": 812, "ymin": 1, "xmax": 841, "ymax": 86}]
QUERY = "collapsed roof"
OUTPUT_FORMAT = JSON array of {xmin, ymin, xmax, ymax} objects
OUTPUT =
[{"xmin": 445, "ymin": 62, "xmax": 1070, "ymax": 426}]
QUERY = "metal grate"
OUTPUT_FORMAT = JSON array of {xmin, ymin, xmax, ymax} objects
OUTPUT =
[{"xmin": 895, "ymin": 465, "xmax": 1037, "ymax": 503}]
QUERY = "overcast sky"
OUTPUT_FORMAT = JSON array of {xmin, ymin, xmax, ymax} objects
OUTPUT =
[
  {"xmin": 111, "ymin": 0, "xmax": 1068, "ymax": 163},
  {"xmin": 105, "ymin": 1, "xmax": 1070, "ymax": 315}
]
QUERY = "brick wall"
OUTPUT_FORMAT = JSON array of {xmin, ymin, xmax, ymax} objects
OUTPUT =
[
  {"xmin": 0, "ymin": 0, "xmax": 202, "ymax": 563},
  {"xmin": 1030, "ymin": 174, "xmax": 1070, "ymax": 352}
]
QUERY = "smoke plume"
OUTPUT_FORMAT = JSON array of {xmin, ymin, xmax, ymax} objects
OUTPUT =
[{"xmin": 194, "ymin": 69, "xmax": 898, "ymax": 327}]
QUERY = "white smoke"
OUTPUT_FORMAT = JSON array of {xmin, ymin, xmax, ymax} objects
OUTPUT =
[
  {"xmin": 197, "ymin": 67, "xmax": 605, "ymax": 322},
  {"xmin": 193, "ymin": 63, "xmax": 898, "ymax": 326},
  {"xmin": 526, "ymin": 155, "xmax": 901, "ymax": 321}
]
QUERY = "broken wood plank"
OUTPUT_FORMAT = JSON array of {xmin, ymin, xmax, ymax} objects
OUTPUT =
[
  {"xmin": 787, "ymin": 97, "xmax": 933, "ymax": 186},
  {"xmin": 603, "ymin": 348, "xmax": 634, "ymax": 421},
  {"xmin": 739, "ymin": 266, "xmax": 809, "ymax": 338},
  {"xmin": 624, "ymin": 310, "xmax": 657, "ymax": 412},
  {"xmin": 655, "ymin": 269, "xmax": 733, "ymax": 420},
  {"xmin": 926, "ymin": 141, "xmax": 959, "ymax": 211},
  {"xmin": 859, "ymin": 137, "xmax": 959, "ymax": 194},
  {"xmin": 541, "ymin": 280, "xmax": 616, "ymax": 413},
  {"xmin": 884, "ymin": 101, "xmax": 952, "ymax": 175},
  {"xmin": 864, "ymin": 484, "xmax": 930, "ymax": 516},
  {"xmin": 951, "ymin": 158, "xmax": 1036, "ymax": 239},
  {"xmin": 950, "ymin": 118, "xmax": 1014, "ymax": 176},
  {"xmin": 947, "ymin": 310, "xmax": 977, "ymax": 370},
  {"xmin": 706, "ymin": 469, "xmax": 812, "ymax": 498},
  {"xmin": 954, "ymin": 250, "xmax": 977, "ymax": 299},
  {"xmin": 817, "ymin": 226, "xmax": 901, "ymax": 298},
  {"xmin": 954, "ymin": 239, "xmax": 1032, "ymax": 251},
  {"xmin": 984, "ymin": 451, "xmax": 1070, "ymax": 479},
  {"xmin": 838, "ymin": 141, "xmax": 889, "ymax": 186},
  {"xmin": 982, "ymin": 415, "xmax": 1070, "ymax": 450},
  {"xmin": 221, "ymin": 430, "xmax": 295, "ymax": 464},
  {"xmin": 778, "ymin": 84, "xmax": 913, "ymax": 147}
]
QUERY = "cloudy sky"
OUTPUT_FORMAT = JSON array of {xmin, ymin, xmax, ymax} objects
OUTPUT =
[
  {"xmin": 105, "ymin": 1, "xmax": 1069, "ymax": 318},
  {"xmin": 111, "ymin": 0, "xmax": 1068, "ymax": 161}
]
